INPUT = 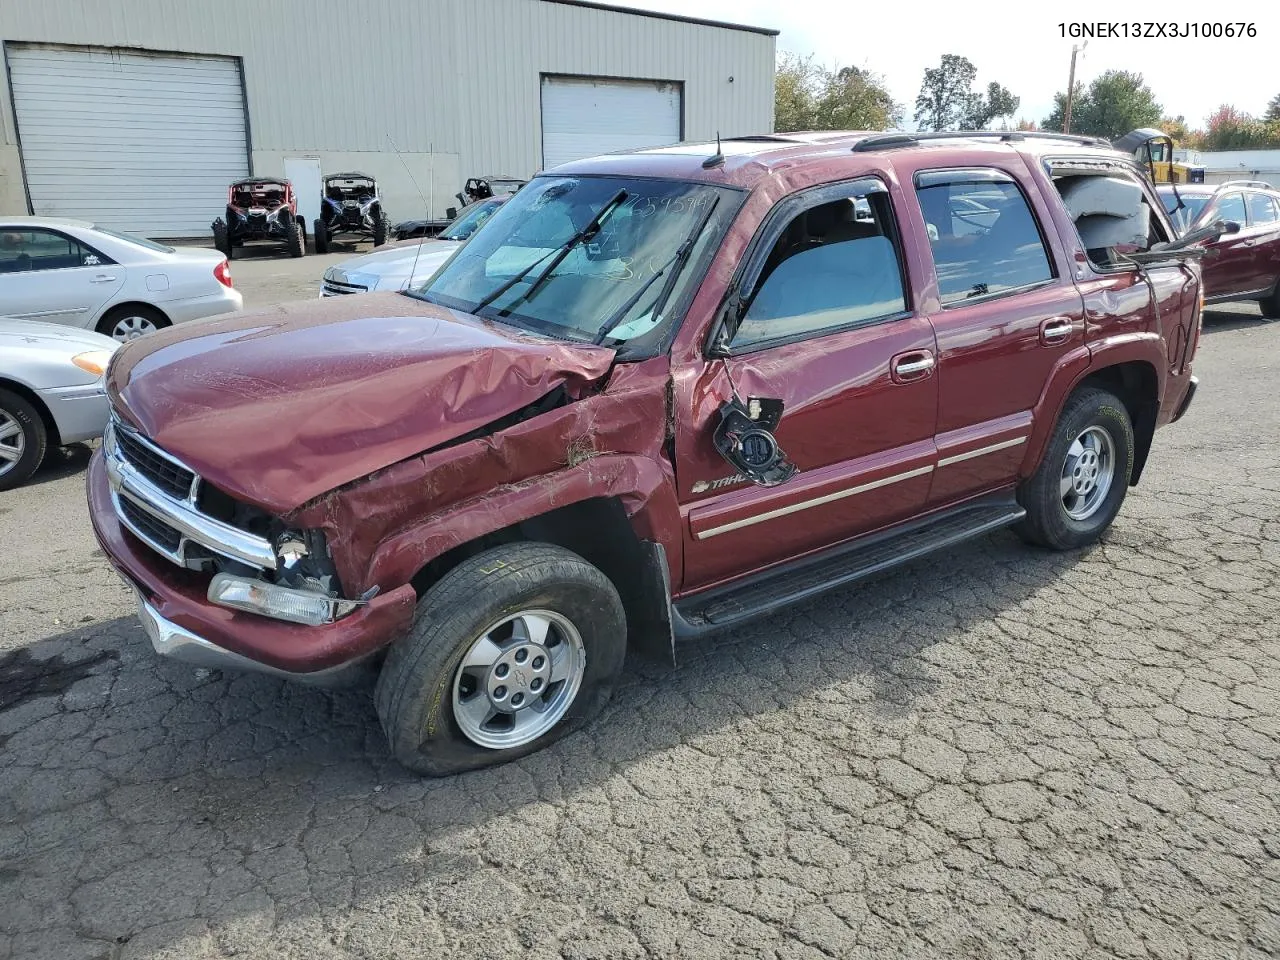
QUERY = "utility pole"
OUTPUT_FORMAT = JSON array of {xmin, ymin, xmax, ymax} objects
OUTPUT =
[{"xmin": 1064, "ymin": 41, "xmax": 1087, "ymax": 133}]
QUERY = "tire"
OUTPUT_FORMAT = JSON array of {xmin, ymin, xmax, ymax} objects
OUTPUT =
[
  {"xmin": 0, "ymin": 388, "xmax": 48, "ymax": 492},
  {"xmin": 313, "ymin": 218, "xmax": 329, "ymax": 254},
  {"xmin": 285, "ymin": 216, "xmax": 304, "ymax": 258},
  {"xmin": 96, "ymin": 304, "xmax": 170, "ymax": 343},
  {"xmin": 375, "ymin": 542, "xmax": 627, "ymax": 776},
  {"xmin": 1015, "ymin": 386, "xmax": 1135, "ymax": 550},
  {"xmin": 372, "ymin": 209, "xmax": 388, "ymax": 247},
  {"xmin": 212, "ymin": 218, "xmax": 232, "ymax": 259},
  {"xmin": 1260, "ymin": 283, "xmax": 1280, "ymax": 319}
]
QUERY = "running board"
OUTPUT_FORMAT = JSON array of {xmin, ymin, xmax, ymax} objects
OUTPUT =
[{"xmin": 673, "ymin": 493, "xmax": 1025, "ymax": 637}]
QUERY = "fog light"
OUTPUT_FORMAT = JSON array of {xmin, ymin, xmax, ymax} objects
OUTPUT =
[{"xmin": 208, "ymin": 573, "xmax": 358, "ymax": 626}]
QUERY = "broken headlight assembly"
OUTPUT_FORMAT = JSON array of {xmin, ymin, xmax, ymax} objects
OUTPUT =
[{"xmin": 207, "ymin": 528, "xmax": 373, "ymax": 626}]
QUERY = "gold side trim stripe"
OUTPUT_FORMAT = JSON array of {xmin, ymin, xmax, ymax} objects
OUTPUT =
[
  {"xmin": 696, "ymin": 464, "xmax": 935, "ymax": 540},
  {"xmin": 936, "ymin": 435, "xmax": 1028, "ymax": 468}
]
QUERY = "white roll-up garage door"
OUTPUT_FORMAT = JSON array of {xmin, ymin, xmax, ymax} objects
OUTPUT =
[
  {"xmin": 541, "ymin": 76, "xmax": 682, "ymax": 170},
  {"xmin": 7, "ymin": 44, "xmax": 249, "ymax": 238}
]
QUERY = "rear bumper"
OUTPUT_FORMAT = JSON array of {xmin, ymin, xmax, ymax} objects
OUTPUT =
[
  {"xmin": 1171, "ymin": 375, "xmax": 1198, "ymax": 423},
  {"xmin": 87, "ymin": 450, "xmax": 416, "ymax": 680},
  {"xmin": 162, "ymin": 288, "xmax": 244, "ymax": 326}
]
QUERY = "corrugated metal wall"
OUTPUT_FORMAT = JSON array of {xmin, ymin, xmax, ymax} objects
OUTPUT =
[{"xmin": 0, "ymin": 0, "xmax": 775, "ymax": 226}]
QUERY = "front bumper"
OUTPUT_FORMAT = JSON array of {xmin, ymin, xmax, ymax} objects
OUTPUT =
[
  {"xmin": 41, "ymin": 381, "xmax": 110, "ymax": 444},
  {"xmin": 1171, "ymin": 375, "xmax": 1198, "ymax": 423},
  {"xmin": 87, "ymin": 450, "xmax": 416, "ymax": 681}
]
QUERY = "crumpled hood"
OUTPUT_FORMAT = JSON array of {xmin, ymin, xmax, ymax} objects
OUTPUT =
[{"xmin": 107, "ymin": 293, "xmax": 615, "ymax": 513}]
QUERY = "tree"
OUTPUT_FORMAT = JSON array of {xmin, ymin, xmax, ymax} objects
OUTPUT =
[
  {"xmin": 1042, "ymin": 71, "xmax": 1161, "ymax": 139},
  {"xmin": 964, "ymin": 82, "xmax": 1019, "ymax": 130},
  {"xmin": 1159, "ymin": 115, "xmax": 1189, "ymax": 143},
  {"xmin": 774, "ymin": 53, "xmax": 901, "ymax": 132},
  {"xmin": 1266, "ymin": 92, "xmax": 1280, "ymax": 123},
  {"xmin": 1198, "ymin": 104, "xmax": 1280, "ymax": 150},
  {"xmin": 1015, "ymin": 118, "xmax": 1040, "ymax": 132},
  {"xmin": 914, "ymin": 54, "xmax": 978, "ymax": 131}
]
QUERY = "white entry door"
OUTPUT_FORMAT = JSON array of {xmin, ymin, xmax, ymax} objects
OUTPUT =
[{"xmin": 284, "ymin": 158, "xmax": 324, "ymax": 228}]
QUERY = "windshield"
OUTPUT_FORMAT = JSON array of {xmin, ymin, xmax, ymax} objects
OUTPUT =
[
  {"xmin": 91, "ymin": 225, "xmax": 174, "ymax": 253},
  {"xmin": 410, "ymin": 176, "xmax": 739, "ymax": 347},
  {"xmin": 1159, "ymin": 193, "xmax": 1210, "ymax": 235},
  {"xmin": 440, "ymin": 199, "xmax": 504, "ymax": 241}
]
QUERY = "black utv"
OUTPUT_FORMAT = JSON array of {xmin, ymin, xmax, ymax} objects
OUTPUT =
[
  {"xmin": 313, "ymin": 172, "xmax": 388, "ymax": 252},
  {"xmin": 212, "ymin": 178, "xmax": 306, "ymax": 259}
]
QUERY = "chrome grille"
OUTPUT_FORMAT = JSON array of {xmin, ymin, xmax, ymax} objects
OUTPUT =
[
  {"xmin": 321, "ymin": 277, "xmax": 367, "ymax": 297},
  {"xmin": 114, "ymin": 428, "xmax": 195, "ymax": 500},
  {"xmin": 118, "ymin": 496, "xmax": 182, "ymax": 553},
  {"xmin": 104, "ymin": 415, "xmax": 277, "ymax": 572}
]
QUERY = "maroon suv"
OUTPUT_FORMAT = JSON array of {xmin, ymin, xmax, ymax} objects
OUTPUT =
[
  {"xmin": 1158, "ymin": 180, "xmax": 1280, "ymax": 315},
  {"xmin": 89, "ymin": 130, "xmax": 1202, "ymax": 775}
]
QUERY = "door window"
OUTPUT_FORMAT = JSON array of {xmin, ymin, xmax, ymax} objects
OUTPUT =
[
  {"xmin": 732, "ymin": 185, "xmax": 908, "ymax": 349},
  {"xmin": 0, "ymin": 229, "xmax": 98, "ymax": 273},
  {"xmin": 915, "ymin": 172, "xmax": 1053, "ymax": 304},
  {"xmin": 1247, "ymin": 193, "xmax": 1279, "ymax": 224},
  {"xmin": 1215, "ymin": 192, "xmax": 1246, "ymax": 225}
]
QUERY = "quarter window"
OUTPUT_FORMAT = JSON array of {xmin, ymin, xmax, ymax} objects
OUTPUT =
[
  {"xmin": 0, "ymin": 229, "xmax": 99, "ymax": 273},
  {"xmin": 915, "ymin": 174, "xmax": 1053, "ymax": 304},
  {"xmin": 732, "ymin": 187, "xmax": 908, "ymax": 348},
  {"xmin": 1247, "ymin": 193, "xmax": 1279, "ymax": 224}
]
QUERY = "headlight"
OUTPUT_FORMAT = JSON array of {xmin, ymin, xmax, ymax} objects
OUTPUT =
[
  {"xmin": 208, "ymin": 573, "xmax": 361, "ymax": 626},
  {"xmin": 73, "ymin": 350, "xmax": 114, "ymax": 377}
]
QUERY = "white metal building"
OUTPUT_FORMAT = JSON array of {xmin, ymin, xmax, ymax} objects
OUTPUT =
[{"xmin": 0, "ymin": 0, "xmax": 776, "ymax": 237}]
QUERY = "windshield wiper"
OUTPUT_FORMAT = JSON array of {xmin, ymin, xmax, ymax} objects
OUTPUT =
[
  {"xmin": 591, "ymin": 195, "xmax": 722, "ymax": 345},
  {"xmin": 472, "ymin": 188, "xmax": 628, "ymax": 315}
]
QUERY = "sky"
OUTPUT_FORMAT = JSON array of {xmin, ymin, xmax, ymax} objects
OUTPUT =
[{"xmin": 622, "ymin": 0, "xmax": 1279, "ymax": 130}]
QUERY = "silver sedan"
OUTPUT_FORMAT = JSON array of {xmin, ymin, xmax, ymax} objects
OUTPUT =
[{"xmin": 0, "ymin": 317, "xmax": 117, "ymax": 490}]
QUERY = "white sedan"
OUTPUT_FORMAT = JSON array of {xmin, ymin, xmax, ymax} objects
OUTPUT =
[
  {"xmin": 320, "ymin": 197, "xmax": 506, "ymax": 296},
  {"xmin": 0, "ymin": 216, "xmax": 242, "ymax": 342}
]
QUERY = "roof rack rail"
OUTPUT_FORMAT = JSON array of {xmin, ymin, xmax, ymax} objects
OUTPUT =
[
  {"xmin": 851, "ymin": 130, "xmax": 1110, "ymax": 152},
  {"xmin": 1215, "ymin": 179, "xmax": 1273, "ymax": 191},
  {"xmin": 723, "ymin": 134, "xmax": 802, "ymax": 143}
]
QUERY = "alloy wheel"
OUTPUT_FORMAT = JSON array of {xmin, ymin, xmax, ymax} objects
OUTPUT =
[
  {"xmin": 1060, "ymin": 425, "xmax": 1115, "ymax": 521},
  {"xmin": 0, "ymin": 409, "xmax": 26, "ymax": 477},
  {"xmin": 451, "ymin": 609, "xmax": 587, "ymax": 750},
  {"xmin": 110, "ymin": 315, "xmax": 158, "ymax": 342}
]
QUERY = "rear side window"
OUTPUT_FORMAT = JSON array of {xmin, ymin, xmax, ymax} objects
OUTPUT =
[
  {"xmin": 914, "ymin": 172, "xmax": 1053, "ymax": 305},
  {"xmin": 1247, "ymin": 193, "xmax": 1279, "ymax": 224},
  {"xmin": 1216, "ymin": 192, "xmax": 1246, "ymax": 225},
  {"xmin": 732, "ymin": 183, "xmax": 908, "ymax": 349},
  {"xmin": 0, "ymin": 229, "xmax": 100, "ymax": 273}
]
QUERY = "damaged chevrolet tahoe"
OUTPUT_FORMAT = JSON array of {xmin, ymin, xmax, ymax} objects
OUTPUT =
[{"xmin": 89, "ymin": 130, "xmax": 1207, "ymax": 775}]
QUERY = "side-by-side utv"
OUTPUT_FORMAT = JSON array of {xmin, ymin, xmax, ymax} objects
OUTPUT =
[
  {"xmin": 314, "ymin": 172, "xmax": 388, "ymax": 252},
  {"xmin": 212, "ymin": 178, "xmax": 306, "ymax": 259}
]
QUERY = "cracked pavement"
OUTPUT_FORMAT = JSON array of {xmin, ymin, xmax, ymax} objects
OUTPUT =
[{"xmin": 1, "ymin": 300, "xmax": 1278, "ymax": 959}]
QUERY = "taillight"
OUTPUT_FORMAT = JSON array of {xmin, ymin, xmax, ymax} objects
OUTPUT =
[{"xmin": 214, "ymin": 260, "xmax": 233, "ymax": 288}]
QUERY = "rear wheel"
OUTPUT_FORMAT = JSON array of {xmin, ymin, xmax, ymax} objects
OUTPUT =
[
  {"xmin": 96, "ymin": 304, "xmax": 170, "ymax": 343},
  {"xmin": 375, "ymin": 542, "xmax": 627, "ymax": 776},
  {"xmin": 313, "ymin": 218, "xmax": 329, "ymax": 254},
  {"xmin": 1260, "ymin": 283, "xmax": 1280, "ymax": 319},
  {"xmin": 0, "ymin": 388, "xmax": 47, "ymax": 492},
  {"xmin": 1015, "ymin": 386, "xmax": 1134, "ymax": 550}
]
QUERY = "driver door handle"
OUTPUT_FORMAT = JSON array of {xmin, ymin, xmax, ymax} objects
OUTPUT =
[{"xmin": 891, "ymin": 350, "xmax": 935, "ymax": 383}]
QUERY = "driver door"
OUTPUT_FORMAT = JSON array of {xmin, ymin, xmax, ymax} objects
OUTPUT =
[{"xmin": 674, "ymin": 179, "xmax": 938, "ymax": 593}]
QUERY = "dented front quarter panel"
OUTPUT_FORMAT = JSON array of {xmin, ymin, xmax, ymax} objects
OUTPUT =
[{"xmin": 285, "ymin": 357, "xmax": 683, "ymax": 596}]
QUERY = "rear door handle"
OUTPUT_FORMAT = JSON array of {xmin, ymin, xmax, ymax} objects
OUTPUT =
[
  {"xmin": 1040, "ymin": 317, "xmax": 1075, "ymax": 345},
  {"xmin": 90, "ymin": 274, "xmax": 118, "ymax": 283},
  {"xmin": 891, "ymin": 350, "xmax": 935, "ymax": 383}
]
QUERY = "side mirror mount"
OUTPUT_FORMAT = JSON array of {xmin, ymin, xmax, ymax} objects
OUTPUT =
[
  {"xmin": 1216, "ymin": 218, "xmax": 1241, "ymax": 235},
  {"xmin": 445, "ymin": 206, "xmax": 458, "ymax": 220}
]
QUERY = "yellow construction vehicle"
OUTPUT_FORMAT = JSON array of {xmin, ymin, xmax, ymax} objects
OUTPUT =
[{"xmin": 1114, "ymin": 129, "xmax": 1206, "ymax": 183}]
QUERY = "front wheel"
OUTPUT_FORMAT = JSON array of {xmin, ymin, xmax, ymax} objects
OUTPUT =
[
  {"xmin": 1015, "ymin": 386, "xmax": 1135, "ymax": 550},
  {"xmin": 1259, "ymin": 284, "xmax": 1280, "ymax": 319},
  {"xmin": 375, "ymin": 542, "xmax": 627, "ymax": 776},
  {"xmin": 285, "ymin": 216, "xmax": 304, "ymax": 258},
  {"xmin": 0, "ymin": 388, "xmax": 47, "ymax": 492},
  {"xmin": 372, "ymin": 211, "xmax": 388, "ymax": 247},
  {"xmin": 313, "ymin": 218, "xmax": 329, "ymax": 254}
]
